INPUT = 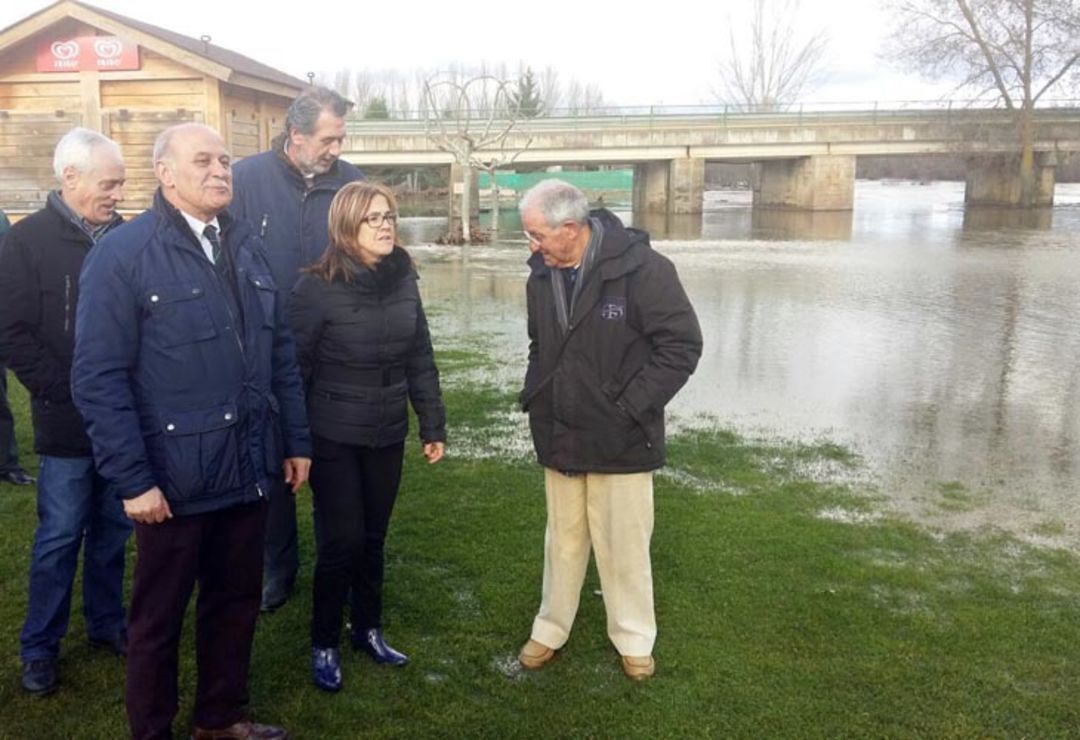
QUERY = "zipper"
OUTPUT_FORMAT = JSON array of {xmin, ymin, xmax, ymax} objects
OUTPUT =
[{"xmin": 63, "ymin": 274, "xmax": 72, "ymax": 334}]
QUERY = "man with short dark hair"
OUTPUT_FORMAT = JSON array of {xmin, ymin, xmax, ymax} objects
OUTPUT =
[
  {"xmin": 232, "ymin": 85, "xmax": 364, "ymax": 612},
  {"xmin": 0, "ymin": 128, "xmax": 130, "ymax": 695},
  {"xmin": 73, "ymin": 123, "xmax": 311, "ymax": 740},
  {"xmin": 516, "ymin": 179, "xmax": 702, "ymax": 681}
]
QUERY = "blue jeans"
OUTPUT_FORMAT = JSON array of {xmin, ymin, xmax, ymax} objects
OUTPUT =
[{"xmin": 20, "ymin": 455, "xmax": 133, "ymax": 660}]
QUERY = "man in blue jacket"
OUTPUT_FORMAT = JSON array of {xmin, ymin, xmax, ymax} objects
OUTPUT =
[
  {"xmin": 232, "ymin": 86, "xmax": 363, "ymax": 612},
  {"xmin": 73, "ymin": 123, "xmax": 311, "ymax": 740}
]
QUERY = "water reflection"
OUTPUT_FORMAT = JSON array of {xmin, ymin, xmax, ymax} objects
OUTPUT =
[
  {"xmin": 963, "ymin": 206, "xmax": 1054, "ymax": 231},
  {"xmin": 406, "ymin": 181, "xmax": 1080, "ymax": 546}
]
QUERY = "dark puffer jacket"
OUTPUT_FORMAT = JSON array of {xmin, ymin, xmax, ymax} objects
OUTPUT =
[
  {"xmin": 520, "ymin": 209, "xmax": 702, "ymax": 474},
  {"xmin": 288, "ymin": 246, "xmax": 446, "ymax": 448},
  {"xmin": 0, "ymin": 195, "xmax": 123, "ymax": 456}
]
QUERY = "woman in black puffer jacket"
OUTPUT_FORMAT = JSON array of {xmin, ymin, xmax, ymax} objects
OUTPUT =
[{"xmin": 288, "ymin": 181, "xmax": 446, "ymax": 693}]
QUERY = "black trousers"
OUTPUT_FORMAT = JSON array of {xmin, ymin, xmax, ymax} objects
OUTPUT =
[
  {"xmin": 126, "ymin": 499, "xmax": 268, "ymax": 740},
  {"xmin": 0, "ymin": 367, "xmax": 22, "ymax": 474},
  {"xmin": 262, "ymin": 477, "xmax": 299, "ymax": 593},
  {"xmin": 310, "ymin": 436, "xmax": 404, "ymax": 648}
]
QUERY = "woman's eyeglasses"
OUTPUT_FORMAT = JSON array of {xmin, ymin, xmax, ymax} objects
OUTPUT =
[{"xmin": 363, "ymin": 211, "xmax": 399, "ymax": 228}]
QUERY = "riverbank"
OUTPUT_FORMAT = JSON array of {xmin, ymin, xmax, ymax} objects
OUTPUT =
[{"xmin": 2, "ymin": 347, "xmax": 1080, "ymax": 738}]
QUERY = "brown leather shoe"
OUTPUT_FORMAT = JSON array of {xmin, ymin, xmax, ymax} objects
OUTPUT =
[
  {"xmin": 191, "ymin": 720, "xmax": 288, "ymax": 739},
  {"xmin": 518, "ymin": 639, "xmax": 556, "ymax": 669},
  {"xmin": 621, "ymin": 655, "xmax": 655, "ymax": 681}
]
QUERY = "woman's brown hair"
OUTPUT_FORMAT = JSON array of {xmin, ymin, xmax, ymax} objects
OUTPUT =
[{"xmin": 307, "ymin": 181, "xmax": 399, "ymax": 283}]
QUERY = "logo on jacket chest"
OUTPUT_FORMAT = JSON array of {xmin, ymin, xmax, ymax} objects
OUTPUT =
[{"xmin": 599, "ymin": 296, "xmax": 626, "ymax": 321}]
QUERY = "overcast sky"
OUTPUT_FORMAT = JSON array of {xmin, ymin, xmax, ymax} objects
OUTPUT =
[{"xmin": 1, "ymin": 0, "xmax": 956, "ymax": 107}]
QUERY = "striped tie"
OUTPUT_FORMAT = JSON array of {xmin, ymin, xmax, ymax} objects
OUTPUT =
[{"xmin": 203, "ymin": 224, "xmax": 223, "ymax": 265}]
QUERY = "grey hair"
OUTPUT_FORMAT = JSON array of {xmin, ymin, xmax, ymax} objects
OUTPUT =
[
  {"xmin": 518, "ymin": 179, "xmax": 590, "ymax": 227},
  {"xmin": 53, "ymin": 127, "xmax": 122, "ymax": 180},
  {"xmin": 285, "ymin": 86, "xmax": 349, "ymax": 136}
]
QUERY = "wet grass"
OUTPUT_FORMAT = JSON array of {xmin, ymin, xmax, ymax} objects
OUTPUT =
[{"xmin": 3, "ymin": 363, "xmax": 1080, "ymax": 738}]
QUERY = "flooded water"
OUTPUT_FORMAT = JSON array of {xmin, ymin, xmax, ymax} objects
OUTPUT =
[{"xmin": 400, "ymin": 181, "xmax": 1080, "ymax": 547}]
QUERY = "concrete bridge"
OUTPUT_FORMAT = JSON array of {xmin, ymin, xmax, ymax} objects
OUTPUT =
[{"xmin": 342, "ymin": 104, "xmax": 1080, "ymax": 213}]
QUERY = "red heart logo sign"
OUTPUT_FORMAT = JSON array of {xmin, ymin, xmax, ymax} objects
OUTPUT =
[
  {"xmin": 94, "ymin": 39, "xmax": 122, "ymax": 58},
  {"xmin": 51, "ymin": 40, "xmax": 80, "ymax": 60}
]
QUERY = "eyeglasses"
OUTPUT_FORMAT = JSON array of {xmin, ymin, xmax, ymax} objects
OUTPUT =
[
  {"xmin": 362, "ymin": 211, "xmax": 399, "ymax": 228},
  {"xmin": 523, "ymin": 229, "xmax": 543, "ymax": 244}
]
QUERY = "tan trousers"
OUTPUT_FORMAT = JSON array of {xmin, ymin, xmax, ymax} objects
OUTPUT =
[{"xmin": 530, "ymin": 468, "xmax": 656, "ymax": 657}]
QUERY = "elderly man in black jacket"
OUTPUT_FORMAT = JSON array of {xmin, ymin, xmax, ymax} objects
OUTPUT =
[
  {"xmin": 0, "ymin": 128, "xmax": 130, "ymax": 696},
  {"xmin": 516, "ymin": 179, "xmax": 702, "ymax": 681}
]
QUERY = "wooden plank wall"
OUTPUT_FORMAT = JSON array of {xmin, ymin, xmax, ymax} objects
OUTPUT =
[
  {"xmin": 0, "ymin": 112, "xmax": 82, "ymax": 211},
  {"xmin": 104, "ymin": 109, "xmax": 203, "ymax": 210}
]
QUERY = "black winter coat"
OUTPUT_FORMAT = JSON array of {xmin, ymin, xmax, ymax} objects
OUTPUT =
[
  {"xmin": 288, "ymin": 246, "xmax": 446, "ymax": 448},
  {"xmin": 520, "ymin": 209, "xmax": 702, "ymax": 474},
  {"xmin": 0, "ymin": 196, "xmax": 123, "ymax": 456}
]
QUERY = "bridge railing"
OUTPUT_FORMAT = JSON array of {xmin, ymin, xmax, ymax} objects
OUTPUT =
[{"xmin": 347, "ymin": 98, "xmax": 1080, "ymax": 131}]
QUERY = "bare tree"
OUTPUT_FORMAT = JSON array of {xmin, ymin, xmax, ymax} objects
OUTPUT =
[
  {"xmin": 715, "ymin": 0, "xmax": 829, "ymax": 112},
  {"xmin": 885, "ymin": 0, "xmax": 1080, "ymax": 205},
  {"xmin": 422, "ymin": 74, "xmax": 531, "ymax": 242}
]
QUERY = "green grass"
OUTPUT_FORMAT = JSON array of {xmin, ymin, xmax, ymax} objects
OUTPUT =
[{"xmin": 3, "ymin": 364, "xmax": 1080, "ymax": 738}]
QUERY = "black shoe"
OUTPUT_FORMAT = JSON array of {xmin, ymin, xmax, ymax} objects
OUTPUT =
[
  {"xmin": 21, "ymin": 658, "xmax": 57, "ymax": 695},
  {"xmin": 260, "ymin": 583, "xmax": 292, "ymax": 613},
  {"xmin": 353, "ymin": 628, "xmax": 408, "ymax": 666},
  {"xmin": 1, "ymin": 470, "xmax": 35, "ymax": 486},
  {"xmin": 89, "ymin": 631, "xmax": 127, "ymax": 657}
]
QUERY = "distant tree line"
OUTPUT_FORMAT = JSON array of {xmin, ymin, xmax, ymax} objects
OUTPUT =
[{"xmin": 316, "ymin": 63, "xmax": 606, "ymax": 119}]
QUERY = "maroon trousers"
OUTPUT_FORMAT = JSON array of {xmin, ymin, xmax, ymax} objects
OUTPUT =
[{"xmin": 126, "ymin": 499, "xmax": 268, "ymax": 740}]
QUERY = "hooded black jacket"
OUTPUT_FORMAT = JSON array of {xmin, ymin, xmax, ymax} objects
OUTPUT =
[
  {"xmin": 520, "ymin": 209, "xmax": 702, "ymax": 473},
  {"xmin": 0, "ymin": 195, "xmax": 123, "ymax": 456}
]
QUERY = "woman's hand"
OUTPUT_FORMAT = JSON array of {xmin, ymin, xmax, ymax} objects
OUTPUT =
[{"xmin": 422, "ymin": 441, "xmax": 445, "ymax": 464}]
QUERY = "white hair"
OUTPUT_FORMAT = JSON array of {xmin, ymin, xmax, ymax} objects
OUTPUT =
[
  {"xmin": 518, "ymin": 178, "xmax": 590, "ymax": 227},
  {"xmin": 53, "ymin": 127, "xmax": 122, "ymax": 180}
]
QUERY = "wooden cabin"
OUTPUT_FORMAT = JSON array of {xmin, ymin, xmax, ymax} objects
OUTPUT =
[{"xmin": 0, "ymin": 0, "xmax": 307, "ymax": 214}]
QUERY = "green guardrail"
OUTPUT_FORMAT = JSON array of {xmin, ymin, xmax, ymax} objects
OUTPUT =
[{"xmin": 477, "ymin": 169, "xmax": 633, "ymax": 191}]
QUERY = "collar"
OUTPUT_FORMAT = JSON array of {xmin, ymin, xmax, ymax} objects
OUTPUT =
[
  {"xmin": 47, "ymin": 190, "xmax": 120, "ymax": 243},
  {"xmin": 178, "ymin": 209, "xmax": 221, "ymax": 240}
]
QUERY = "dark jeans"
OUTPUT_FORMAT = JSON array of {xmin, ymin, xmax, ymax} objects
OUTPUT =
[
  {"xmin": 126, "ymin": 499, "xmax": 268, "ymax": 740},
  {"xmin": 0, "ymin": 367, "xmax": 23, "ymax": 474},
  {"xmin": 310, "ymin": 436, "xmax": 404, "ymax": 648},
  {"xmin": 20, "ymin": 456, "xmax": 131, "ymax": 660}
]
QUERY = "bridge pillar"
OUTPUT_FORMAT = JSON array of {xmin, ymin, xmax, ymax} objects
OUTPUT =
[
  {"xmin": 448, "ymin": 163, "xmax": 480, "ymax": 233},
  {"xmin": 632, "ymin": 158, "xmax": 704, "ymax": 214},
  {"xmin": 669, "ymin": 157, "xmax": 705, "ymax": 214},
  {"xmin": 753, "ymin": 155, "xmax": 855, "ymax": 210},
  {"xmin": 964, "ymin": 154, "xmax": 1056, "ymax": 207},
  {"xmin": 632, "ymin": 162, "xmax": 668, "ymax": 213}
]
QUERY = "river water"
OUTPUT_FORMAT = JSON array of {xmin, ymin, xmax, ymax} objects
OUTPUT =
[{"xmin": 399, "ymin": 181, "xmax": 1080, "ymax": 547}]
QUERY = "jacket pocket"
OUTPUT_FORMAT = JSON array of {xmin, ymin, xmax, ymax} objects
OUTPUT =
[
  {"xmin": 246, "ymin": 272, "xmax": 277, "ymax": 329},
  {"xmin": 158, "ymin": 403, "xmax": 243, "ymax": 501},
  {"xmin": 145, "ymin": 283, "xmax": 217, "ymax": 348}
]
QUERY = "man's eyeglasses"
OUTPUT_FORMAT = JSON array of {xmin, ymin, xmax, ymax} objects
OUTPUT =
[{"xmin": 363, "ymin": 211, "xmax": 399, "ymax": 228}]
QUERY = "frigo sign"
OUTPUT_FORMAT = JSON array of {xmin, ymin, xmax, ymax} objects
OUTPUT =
[{"xmin": 35, "ymin": 36, "xmax": 140, "ymax": 72}]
